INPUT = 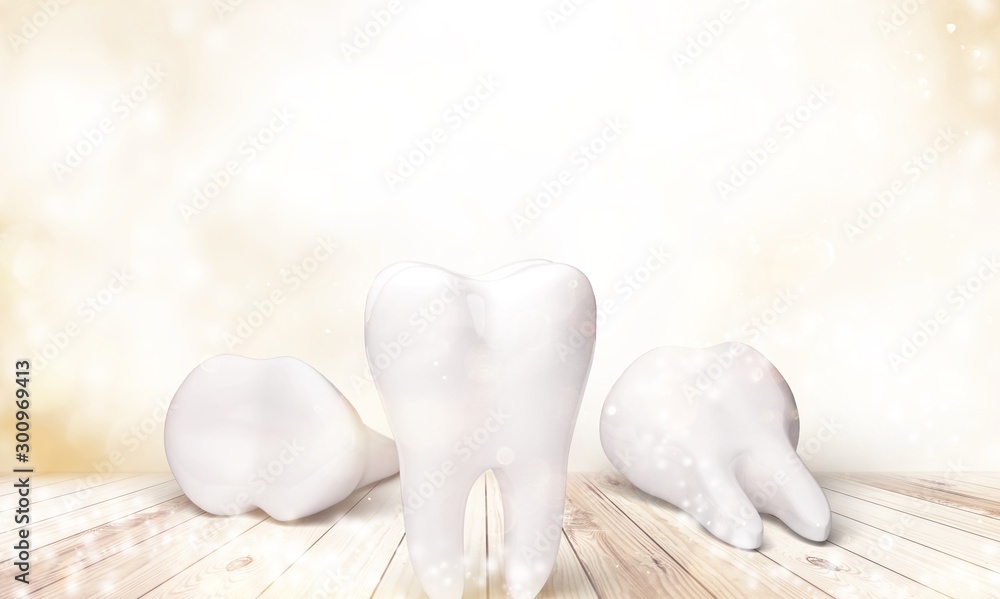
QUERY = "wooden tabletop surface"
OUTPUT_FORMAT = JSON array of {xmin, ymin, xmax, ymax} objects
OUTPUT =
[{"xmin": 2, "ymin": 470, "xmax": 998, "ymax": 598}]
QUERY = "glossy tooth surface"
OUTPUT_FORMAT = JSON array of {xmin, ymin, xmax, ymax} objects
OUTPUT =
[
  {"xmin": 164, "ymin": 354, "xmax": 399, "ymax": 521},
  {"xmin": 365, "ymin": 261, "xmax": 595, "ymax": 599},
  {"xmin": 600, "ymin": 343, "xmax": 831, "ymax": 549}
]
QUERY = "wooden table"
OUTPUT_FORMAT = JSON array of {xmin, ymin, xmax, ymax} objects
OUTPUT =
[{"xmin": 2, "ymin": 471, "xmax": 998, "ymax": 597}]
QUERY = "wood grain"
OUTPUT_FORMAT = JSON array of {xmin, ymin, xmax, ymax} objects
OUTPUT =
[
  {"xmin": 757, "ymin": 512, "xmax": 950, "ymax": 598},
  {"xmin": 826, "ymin": 488, "xmax": 1000, "ymax": 572},
  {"xmin": 0, "ymin": 473, "xmax": 93, "ymax": 498},
  {"xmin": 464, "ymin": 473, "xmax": 489, "ymax": 596},
  {"xmin": 7, "ymin": 496, "xmax": 201, "ymax": 592},
  {"xmin": 25, "ymin": 507, "xmax": 270, "ymax": 597},
  {"xmin": 587, "ymin": 471, "xmax": 828, "ymax": 598},
  {"xmin": 142, "ymin": 483, "xmax": 381, "ymax": 598},
  {"xmin": 4, "ymin": 472, "xmax": 999, "ymax": 598},
  {"xmin": 563, "ymin": 474, "xmax": 713, "ymax": 598},
  {"xmin": 892, "ymin": 473, "xmax": 1000, "ymax": 501},
  {"xmin": 818, "ymin": 474, "xmax": 1000, "ymax": 542},
  {"xmin": 954, "ymin": 473, "xmax": 1000, "ymax": 491},
  {"xmin": 369, "ymin": 538, "xmax": 428, "ymax": 599},
  {"xmin": 828, "ymin": 512, "xmax": 1000, "ymax": 597},
  {"xmin": 0, "ymin": 473, "xmax": 168, "ymax": 533},
  {"xmin": 10, "ymin": 474, "xmax": 141, "ymax": 503},
  {"xmin": 0, "ymin": 479, "xmax": 183, "ymax": 556},
  {"xmin": 841, "ymin": 473, "xmax": 1000, "ymax": 519},
  {"xmin": 257, "ymin": 476, "xmax": 404, "ymax": 598}
]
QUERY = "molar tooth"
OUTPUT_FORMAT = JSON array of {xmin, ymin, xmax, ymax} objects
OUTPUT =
[
  {"xmin": 164, "ymin": 354, "xmax": 399, "ymax": 521},
  {"xmin": 600, "ymin": 343, "xmax": 831, "ymax": 549},
  {"xmin": 366, "ymin": 261, "xmax": 595, "ymax": 599}
]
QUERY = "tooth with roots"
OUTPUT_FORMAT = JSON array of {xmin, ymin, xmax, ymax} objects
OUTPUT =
[
  {"xmin": 600, "ymin": 343, "xmax": 831, "ymax": 549},
  {"xmin": 164, "ymin": 354, "xmax": 399, "ymax": 521},
  {"xmin": 365, "ymin": 261, "xmax": 596, "ymax": 599}
]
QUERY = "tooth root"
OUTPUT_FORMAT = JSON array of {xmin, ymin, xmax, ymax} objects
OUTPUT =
[
  {"xmin": 744, "ymin": 448, "xmax": 832, "ymax": 542},
  {"xmin": 402, "ymin": 467, "xmax": 481, "ymax": 599},
  {"xmin": 686, "ymin": 462, "xmax": 764, "ymax": 550},
  {"xmin": 360, "ymin": 430, "xmax": 401, "ymax": 488},
  {"xmin": 494, "ymin": 466, "xmax": 567, "ymax": 599}
]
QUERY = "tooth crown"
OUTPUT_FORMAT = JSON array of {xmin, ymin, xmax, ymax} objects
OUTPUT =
[
  {"xmin": 366, "ymin": 261, "xmax": 596, "ymax": 599},
  {"xmin": 600, "ymin": 343, "xmax": 831, "ymax": 549},
  {"xmin": 366, "ymin": 261, "xmax": 593, "ymax": 463},
  {"xmin": 164, "ymin": 354, "xmax": 398, "ymax": 521}
]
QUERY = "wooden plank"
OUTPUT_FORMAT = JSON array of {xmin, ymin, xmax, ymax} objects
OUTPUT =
[
  {"xmin": 0, "ymin": 479, "xmax": 182, "ymax": 547},
  {"xmin": 142, "ymin": 483, "xmax": 380, "ymax": 598},
  {"xmin": 0, "ymin": 473, "xmax": 172, "ymax": 533},
  {"xmin": 563, "ymin": 474, "xmax": 712, "ymax": 598},
  {"xmin": 5, "ymin": 472, "xmax": 999, "ymax": 598},
  {"xmin": 0, "ymin": 472, "xmax": 39, "ymax": 485},
  {"xmin": 950, "ymin": 473, "xmax": 1000, "ymax": 491},
  {"xmin": 893, "ymin": 473, "xmax": 1000, "ymax": 501},
  {"xmin": 756, "ymin": 511, "xmax": 950, "ymax": 598},
  {"xmin": 371, "ymin": 473, "xmax": 489, "ymax": 599},
  {"xmin": 29, "ymin": 505, "xmax": 270, "ymax": 597},
  {"xmin": 0, "ymin": 473, "xmax": 93, "ymax": 497},
  {"xmin": 588, "ymin": 472, "xmax": 828, "ymax": 598},
  {"xmin": 485, "ymin": 470, "xmax": 504, "ymax": 599},
  {"xmin": 839, "ymin": 473, "xmax": 1000, "ymax": 519},
  {"xmin": 829, "ymin": 513, "xmax": 1000, "ymax": 597},
  {"xmin": 6, "ymin": 496, "xmax": 202, "ymax": 592},
  {"xmin": 464, "ymin": 473, "xmax": 488, "ymax": 596},
  {"xmin": 0, "ymin": 474, "xmax": 139, "ymax": 506},
  {"xmin": 486, "ymin": 472, "xmax": 597, "ymax": 599},
  {"xmin": 874, "ymin": 473, "xmax": 1000, "ymax": 518},
  {"xmin": 827, "ymin": 488, "xmax": 1000, "ymax": 573},
  {"xmin": 257, "ymin": 477, "xmax": 403, "ymax": 598},
  {"xmin": 32, "ymin": 473, "xmax": 171, "ymax": 522},
  {"xmin": 543, "ymin": 532, "xmax": 599, "ymax": 598},
  {"xmin": 0, "ymin": 480, "xmax": 185, "ymax": 555},
  {"xmin": 370, "ymin": 538, "xmax": 429, "ymax": 599},
  {"xmin": 818, "ymin": 474, "xmax": 1000, "ymax": 543}
]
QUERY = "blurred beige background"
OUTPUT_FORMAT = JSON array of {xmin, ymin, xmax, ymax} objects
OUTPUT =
[{"xmin": 1, "ymin": 0, "xmax": 997, "ymax": 473}]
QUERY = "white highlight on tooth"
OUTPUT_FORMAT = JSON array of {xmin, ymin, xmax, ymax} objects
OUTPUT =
[
  {"xmin": 366, "ymin": 261, "xmax": 595, "ymax": 599},
  {"xmin": 164, "ymin": 354, "xmax": 399, "ymax": 521},
  {"xmin": 600, "ymin": 343, "xmax": 832, "ymax": 549}
]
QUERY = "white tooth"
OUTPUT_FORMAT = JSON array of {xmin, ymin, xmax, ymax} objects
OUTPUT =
[
  {"xmin": 365, "ymin": 261, "xmax": 595, "ymax": 599},
  {"xmin": 164, "ymin": 354, "xmax": 399, "ymax": 521},
  {"xmin": 600, "ymin": 343, "xmax": 831, "ymax": 549}
]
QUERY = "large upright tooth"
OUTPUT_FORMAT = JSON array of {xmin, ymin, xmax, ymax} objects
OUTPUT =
[
  {"xmin": 365, "ymin": 261, "xmax": 595, "ymax": 599},
  {"xmin": 164, "ymin": 355, "xmax": 399, "ymax": 521},
  {"xmin": 600, "ymin": 343, "xmax": 831, "ymax": 549}
]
